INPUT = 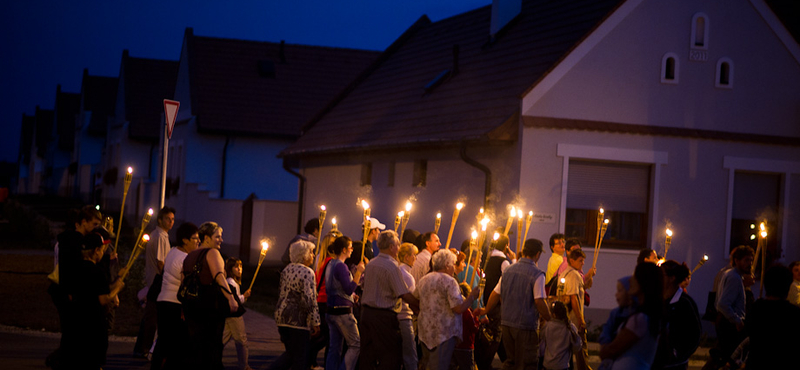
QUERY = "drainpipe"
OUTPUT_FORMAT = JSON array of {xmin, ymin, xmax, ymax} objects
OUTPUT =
[
  {"xmin": 283, "ymin": 158, "xmax": 305, "ymax": 235},
  {"xmin": 460, "ymin": 141, "xmax": 492, "ymax": 212},
  {"xmin": 220, "ymin": 136, "xmax": 230, "ymax": 198}
]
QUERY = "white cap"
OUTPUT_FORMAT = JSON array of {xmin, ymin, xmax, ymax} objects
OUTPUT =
[{"xmin": 362, "ymin": 217, "xmax": 386, "ymax": 230}]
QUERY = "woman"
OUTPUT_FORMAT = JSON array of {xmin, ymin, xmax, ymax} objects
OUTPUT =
[
  {"xmin": 152, "ymin": 222, "xmax": 199, "ymax": 369},
  {"xmin": 270, "ymin": 240, "xmax": 321, "ymax": 370},
  {"xmin": 414, "ymin": 249, "xmax": 481, "ymax": 370},
  {"xmin": 600, "ymin": 262, "xmax": 664, "ymax": 369},
  {"xmin": 398, "ymin": 242, "xmax": 419, "ymax": 370},
  {"xmin": 653, "ymin": 260, "xmax": 701, "ymax": 370},
  {"xmin": 324, "ymin": 236, "xmax": 364, "ymax": 370},
  {"xmin": 309, "ymin": 230, "xmax": 342, "ymax": 368},
  {"xmin": 182, "ymin": 221, "xmax": 238, "ymax": 370}
]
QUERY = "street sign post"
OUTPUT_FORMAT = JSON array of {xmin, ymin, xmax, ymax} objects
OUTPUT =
[{"xmin": 161, "ymin": 100, "xmax": 180, "ymax": 208}]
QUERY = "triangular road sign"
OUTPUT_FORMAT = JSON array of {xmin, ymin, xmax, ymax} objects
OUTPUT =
[{"xmin": 163, "ymin": 99, "xmax": 180, "ymax": 140}]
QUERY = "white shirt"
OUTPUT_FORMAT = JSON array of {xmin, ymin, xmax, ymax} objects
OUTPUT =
[
  {"xmin": 398, "ymin": 263, "xmax": 415, "ymax": 320},
  {"xmin": 411, "ymin": 249, "xmax": 432, "ymax": 284},
  {"xmin": 492, "ymin": 259, "xmax": 546, "ymax": 299},
  {"xmin": 145, "ymin": 227, "xmax": 170, "ymax": 288},
  {"xmin": 157, "ymin": 247, "xmax": 188, "ymax": 304},
  {"xmin": 490, "ymin": 249, "xmax": 515, "ymax": 273}
]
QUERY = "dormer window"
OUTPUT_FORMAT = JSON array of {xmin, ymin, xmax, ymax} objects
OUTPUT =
[
  {"xmin": 691, "ymin": 13, "xmax": 709, "ymax": 50},
  {"xmin": 716, "ymin": 58, "xmax": 733, "ymax": 88},
  {"xmin": 661, "ymin": 53, "xmax": 679, "ymax": 84}
]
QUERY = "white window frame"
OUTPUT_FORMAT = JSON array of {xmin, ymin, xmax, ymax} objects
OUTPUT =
[
  {"xmin": 715, "ymin": 57, "xmax": 734, "ymax": 89},
  {"xmin": 723, "ymin": 157, "xmax": 800, "ymax": 260},
  {"xmin": 557, "ymin": 144, "xmax": 668, "ymax": 252},
  {"xmin": 661, "ymin": 52, "xmax": 680, "ymax": 84},
  {"xmin": 691, "ymin": 12, "xmax": 710, "ymax": 50}
]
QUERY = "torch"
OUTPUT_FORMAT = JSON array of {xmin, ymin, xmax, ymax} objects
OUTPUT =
[
  {"xmin": 758, "ymin": 224, "xmax": 767, "ymax": 297},
  {"xmin": 315, "ymin": 206, "xmax": 326, "ymax": 257},
  {"xmin": 434, "ymin": 212, "xmax": 442, "ymax": 234},
  {"xmin": 331, "ymin": 217, "xmax": 338, "ymax": 232},
  {"xmin": 594, "ymin": 207, "xmax": 604, "ymax": 253},
  {"xmin": 664, "ymin": 228, "xmax": 673, "ymax": 259},
  {"xmin": 400, "ymin": 201, "xmax": 412, "ymax": 237},
  {"xmin": 361, "ymin": 200, "xmax": 370, "ymax": 262},
  {"xmin": 592, "ymin": 219, "xmax": 609, "ymax": 269},
  {"xmin": 248, "ymin": 241, "xmax": 269, "ymax": 291},
  {"xmin": 464, "ymin": 229, "xmax": 478, "ymax": 284},
  {"xmin": 753, "ymin": 222, "xmax": 766, "ymax": 273},
  {"xmin": 394, "ymin": 212, "xmax": 402, "ymax": 233},
  {"xmin": 692, "ymin": 254, "xmax": 709, "ymax": 274},
  {"xmin": 523, "ymin": 211, "xmax": 533, "ymax": 245},
  {"xmin": 444, "ymin": 202, "xmax": 464, "ymax": 250},
  {"xmin": 121, "ymin": 234, "xmax": 149, "ymax": 281},
  {"xmin": 504, "ymin": 206, "xmax": 516, "ymax": 236},
  {"xmin": 483, "ymin": 232, "xmax": 501, "ymax": 272},
  {"xmin": 113, "ymin": 166, "xmax": 133, "ymax": 253},
  {"xmin": 132, "ymin": 208, "xmax": 153, "ymax": 256},
  {"xmin": 516, "ymin": 209, "xmax": 523, "ymax": 254}
]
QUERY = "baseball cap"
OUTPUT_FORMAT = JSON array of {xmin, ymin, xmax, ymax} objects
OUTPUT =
[{"xmin": 362, "ymin": 217, "xmax": 386, "ymax": 230}]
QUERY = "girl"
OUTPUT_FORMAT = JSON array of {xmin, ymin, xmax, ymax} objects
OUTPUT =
[
  {"xmin": 541, "ymin": 300, "xmax": 581, "ymax": 370},
  {"xmin": 223, "ymin": 257, "xmax": 252, "ymax": 370}
]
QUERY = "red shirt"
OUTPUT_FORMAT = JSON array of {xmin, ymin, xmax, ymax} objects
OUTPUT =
[
  {"xmin": 315, "ymin": 257, "xmax": 333, "ymax": 303},
  {"xmin": 457, "ymin": 308, "xmax": 480, "ymax": 349}
]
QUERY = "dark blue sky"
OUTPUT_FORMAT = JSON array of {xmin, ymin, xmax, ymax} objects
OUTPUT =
[{"xmin": 0, "ymin": 0, "xmax": 489, "ymax": 163}]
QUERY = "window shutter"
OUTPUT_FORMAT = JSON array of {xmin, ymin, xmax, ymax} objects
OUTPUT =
[{"xmin": 567, "ymin": 160, "xmax": 650, "ymax": 213}]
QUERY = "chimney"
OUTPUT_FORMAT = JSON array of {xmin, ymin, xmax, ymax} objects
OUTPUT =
[{"xmin": 490, "ymin": 0, "xmax": 522, "ymax": 37}]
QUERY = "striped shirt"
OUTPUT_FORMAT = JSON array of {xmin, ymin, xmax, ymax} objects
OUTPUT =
[{"xmin": 361, "ymin": 253, "xmax": 410, "ymax": 312}]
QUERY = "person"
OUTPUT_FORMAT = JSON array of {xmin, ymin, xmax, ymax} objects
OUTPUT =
[
  {"xmin": 182, "ymin": 221, "xmax": 238, "ymax": 370},
  {"xmin": 744, "ymin": 264, "xmax": 800, "ymax": 368},
  {"xmin": 269, "ymin": 239, "xmax": 321, "ymax": 370},
  {"xmin": 452, "ymin": 282, "xmax": 481, "ymax": 370},
  {"xmin": 653, "ymin": 260, "xmax": 701, "ymax": 370},
  {"xmin": 134, "ymin": 206, "xmax": 176, "ymax": 358},
  {"xmin": 559, "ymin": 248, "xmax": 591, "ymax": 370},
  {"xmin": 598, "ymin": 276, "xmax": 635, "ymax": 370},
  {"xmin": 788, "ymin": 261, "xmax": 800, "ymax": 307},
  {"xmin": 476, "ymin": 233, "xmax": 515, "ymax": 370},
  {"xmin": 359, "ymin": 230, "xmax": 419, "ymax": 370},
  {"xmin": 545, "ymin": 233, "xmax": 566, "ymax": 283},
  {"xmin": 477, "ymin": 238, "xmax": 551, "ymax": 369},
  {"xmin": 414, "ymin": 247, "xmax": 481, "ymax": 370},
  {"xmin": 556, "ymin": 239, "xmax": 596, "ymax": 289},
  {"xmin": 397, "ymin": 242, "xmax": 419, "ymax": 370},
  {"xmin": 541, "ymin": 301, "xmax": 581, "ymax": 370},
  {"xmin": 62, "ymin": 229, "xmax": 124, "ymax": 369},
  {"xmin": 151, "ymin": 222, "xmax": 199, "ymax": 369},
  {"xmin": 309, "ymin": 230, "xmax": 342, "ymax": 368},
  {"xmin": 223, "ymin": 257, "xmax": 252, "ymax": 370},
  {"xmin": 704, "ymin": 245, "xmax": 754, "ymax": 369},
  {"xmin": 47, "ymin": 205, "xmax": 102, "ymax": 369},
  {"xmin": 325, "ymin": 236, "xmax": 363, "ymax": 370},
  {"xmin": 281, "ymin": 218, "xmax": 320, "ymax": 266},
  {"xmin": 347, "ymin": 217, "xmax": 385, "ymax": 268},
  {"xmin": 636, "ymin": 249, "xmax": 658, "ymax": 265},
  {"xmin": 455, "ymin": 242, "xmax": 484, "ymax": 310},
  {"xmin": 600, "ymin": 263, "xmax": 664, "ymax": 369},
  {"xmin": 410, "ymin": 231, "xmax": 441, "ymax": 284}
]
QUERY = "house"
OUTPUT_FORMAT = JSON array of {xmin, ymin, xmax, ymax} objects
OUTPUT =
[
  {"xmin": 15, "ymin": 113, "xmax": 36, "ymax": 194},
  {"xmin": 44, "ymin": 85, "xmax": 81, "ymax": 197},
  {"xmin": 166, "ymin": 28, "xmax": 380, "ymax": 262},
  {"xmin": 20, "ymin": 106, "xmax": 55, "ymax": 195},
  {"xmin": 281, "ymin": 0, "xmax": 800, "ymax": 324},
  {"xmin": 72, "ymin": 69, "xmax": 118, "ymax": 203}
]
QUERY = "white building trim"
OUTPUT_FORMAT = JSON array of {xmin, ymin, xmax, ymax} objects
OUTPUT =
[
  {"xmin": 722, "ymin": 156, "xmax": 800, "ymax": 259},
  {"xmin": 556, "ymin": 144, "xmax": 668, "ymax": 250}
]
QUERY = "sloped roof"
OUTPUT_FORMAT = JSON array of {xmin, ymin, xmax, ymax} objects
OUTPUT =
[
  {"xmin": 767, "ymin": 0, "xmax": 800, "ymax": 45},
  {"xmin": 121, "ymin": 51, "xmax": 179, "ymax": 141},
  {"xmin": 184, "ymin": 29, "xmax": 380, "ymax": 137},
  {"xmin": 34, "ymin": 107, "xmax": 54, "ymax": 158},
  {"xmin": 281, "ymin": 0, "xmax": 623, "ymax": 157},
  {"xmin": 54, "ymin": 86, "xmax": 80, "ymax": 152},
  {"xmin": 80, "ymin": 69, "xmax": 118, "ymax": 137},
  {"xmin": 18, "ymin": 114, "xmax": 35, "ymax": 164}
]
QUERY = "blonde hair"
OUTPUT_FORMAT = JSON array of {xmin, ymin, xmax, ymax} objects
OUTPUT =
[
  {"xmin": 198, "ymin": 221, "xmax": 221, "ymax": 244},
  {"xmin": 398, "ymin": 243, "xmax": 418, "ymax": 264}
]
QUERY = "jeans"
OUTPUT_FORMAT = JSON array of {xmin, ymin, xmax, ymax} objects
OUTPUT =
[
  {"xmin": 399, "ymin": 318, "xmax": 418, "ymax": 370},
  {"xmin": 421, "ymin": 336, "xmax": 456, "ymax": 370},
  {"xmin": 327, "ymin": 313, "xmax": 360, "ymax": 370},
  {"xmin": 269, "ymin": 326, "xmax": 311, "ymax": 370}
]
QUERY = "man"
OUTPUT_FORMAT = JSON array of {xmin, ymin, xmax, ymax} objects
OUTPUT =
[
  {"xmin": 637, "ymin": 248, "xmax": 659, "ymax": 265},
  {"xmin": 545, "ymin": 233, "xmax": 565, "ymax": 283},
  {"xmin": 745, "ymin": 264, "xmax": 800, "ymax": 368},
  {"xmin": 560, "ymin": 248, "xmax": 591, "ymax": 370},
  {"xmin": 348, "ymin": 217, "xmax": 385, "ymax": 266},
  {"xmin": 477, "ymin": 238, "xmax": 551, "ymax": 369},
  {"xmin": 133, "ymin": 206, "xmax": 175, "ymax": 358},
  {"xmin": 410, "ymin": 232, "xmax": 441, "ymax": 284},
  {"xmin": 281, "ymin": 218, "xmax": 320, "ymax": 266},
  {"xmin": 556, "ymin": 239, "xmax": 595, "ymax": 289},
  {"xmin": 359, "ymin": 230, "xmax": 419, "ymax": 370},
  {"xmin": 706, "ymin": 245, "xmax": 754, "ymax": 369},
  {"xmin": 476, "ymin": 234, "xmax": 515, "ymax": 370}
]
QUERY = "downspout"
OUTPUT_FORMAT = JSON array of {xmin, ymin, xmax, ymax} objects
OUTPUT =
[
  {"xmin": 460, "ymin": 141, "xmax": 492, "ymax": 212},
  {"xmin": 283, "ymin": 158, "xmax": 305, "ymax": 235},
  {"xmin": 220, "ymin": 136, "xmax": 230, "ymax": 198}
]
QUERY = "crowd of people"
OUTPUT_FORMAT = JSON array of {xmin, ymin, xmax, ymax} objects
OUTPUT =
[{"xmin": 45, "ymin": 206, "xmax": 800, "ymax": 370}]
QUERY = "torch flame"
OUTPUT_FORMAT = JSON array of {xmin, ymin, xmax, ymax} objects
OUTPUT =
[
  {"xmin": 517, "ymin": 209, "xmax": 523, "ymax": 219},
  {"xmin": 456, "ymin": 202, "xmax": 463, "ymax": 210},
  {"xmin": 331, "ymin": 217, "xmax": 337, "ymax": 225},
  {"xmin": 560, "ymin": 278, "xmax": 565, "ymax": 284},
  {"xmin": 436, "ymin": 212, "xmax": 441, "ymax": 219},
  {"xmin": 405, "ymin": 201, "xmax": 412, "ymax": 212},
  {"xmin": 599, "ymin": 207, "xmax": 604, "ymax": 214},
  {"xmin": 148, "ymin": 208, "xmax": 154, "ymax": 216},
  {"xmin": 703, "ymin": 254, "xmax": 709, "ymax": 261},
  {"xmin": 509, "ymin": 206, "xmax": 515, "ymax": 217},
  {"xmin": 320, "ymin": 205, "xmax": 326, "ymax": 211},
  {"xmin": 666, "ymin": 229, "xmax": 673, "ymax": 237},
  {"xmin": 261, "ymin": 241, "xmax": 269, "ymax": 251},
  {"xmin": 471, "ymin": 230, "xmax": 478, "ymax": 239},
  {"xmin": 480, "ymin": 217, "xmax": 490, "ymax": 227},
  {"xmin": 127, "ymin": 167, "xmax": 133, "ymax": 174},
  {"xmin": 493, "ymin": 232, "xmax": 500, "ymax": 241},
  {"xmin": 529, "ymin": 211, "xmax": 533, "ymax": 216},
  {"xmin": 479, "ymin": 207, "xmax": 484, "ymax": 214},
  {"xmin": 759, "ymin": 222, "xmax": 765, "ymax": 231},
  {"xmin": 761, "ymin": 230, "xmax": 767, "ymax": 238},
  {"xmin": 398, "ymin": 211, "xmax": 405, "ymax": 217},
  {"xmin": 604, "ymin": 219, "xmax": 609, "ymax": 224},
  {"xmin": 361, "ymin": 200, "xmax": 370, "ymax": 210},
  {"xmin": 143, "ymin": 234, "xmax": 150, "ymax": 242}
]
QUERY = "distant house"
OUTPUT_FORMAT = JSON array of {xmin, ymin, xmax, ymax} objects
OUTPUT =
[
  {"xmin": 166, "ymin": 28, "xmax": 380, "ymax": 262},
  {"xmin": 44, "ymin": 85, "xmax": 81, "ymax": 197},
  {"xmin": 72, "ymin": 69, "xmax": 117, "ymax": 203},
  {"xmin": 15, "ymin": 114, "xmax": 36, "ymax": 193},
  {"xmin": 281, "ymin": 0, "xmax": 800, "ymax": 321},
  {"xmin": 102, "ymin": 50, "xmax": 178, "ymax": 220},
  {"xmin": 20, "ymin": 106, "xmax": 55, "ymax": 195}
]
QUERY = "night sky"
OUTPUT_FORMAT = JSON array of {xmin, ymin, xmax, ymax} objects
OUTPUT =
[{"xmin": 0, "ymin": 0, "xmax": 490, "ymax": 163}]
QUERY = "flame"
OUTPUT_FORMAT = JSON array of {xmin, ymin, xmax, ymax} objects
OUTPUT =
[
  {"xmin": 480, "ymin": 217, "xmax": 490, "ymax": 227},
  {"xmin": 361, "ymin": 200, "xmax": 370, "ymax": 210},
  {"xmin": 331, "ymin": 217, "xmax": 337, "ymax": 225},
  {"xmin": 493, "ymin": 232, "xmax": 500, "ymax": 241},
  {"xmin": 456, "ymin": 202, "xmax": 463, "ymax": 210},
  {"xmin": 560, "ymin": 278, "xmax": 565, "ymax": 284},
  {"xmin": 398, "ymin": 211, "xmax": 405, "ymax": 217},
  {"xmin": 760, "ymin": 230, "xmax": 768, "ymax": 238},
  {"xmin": 509, "ymin": 206, "xmax": 515, "ymax": 217},
  {"xmin": 471, "ymin": 230, "xmax": 478, "ymax": 239},
  {"xmin": 261, "ymin": 241, "xmax": 269, "ymax": 251},
  {"xmin": 405, "ymin": 201, "xmax": 412, "ymax": 212},
  {"xmin": 320, "ymin": 205, "xmax": 326, "ymax": 211},
  {"xmin": 603, "ymin": 219, "xmax": 609, "ymax": 224},
  {"xmin": 147, "ymin": 208, "xmax": 154, "ymax": 216},
  {"xmin": 528, "ymin": 211, "xmax": 533, "ymax": 217},
  {"xmin": 657, "ymin": 258, "xmax": 665, "ymax": 266},
  {"xmin": 479, "ymin": 207, "xmax": 484, "ymax": 214},
  {"xmin": 143, "ymin": 234, "xmax": 150, "ymax": 241},
  {"xmin": 127, "ymin": 167, "xmax": 133, "ymax": 174},
  {"xmin": 759, "ymin": 222, "xmax": 766, "ymax": 231},
  {"xmin": 703, "ymin": 254, "xmax": 709, "ymax": 261},
  {"xmin": 517, "ymin": 209, "xmax": 523, "ymax": 219},
  {"xmin": 666, "ymin": 229, "xmax": 673, "ymax": 237},
  {"xmin": 436, "ymin": 212, "xmax": 441, "ymax": 219},
  {"xmin": 599, "ymin": 207, "xmax": 604, "ymax": 214}
]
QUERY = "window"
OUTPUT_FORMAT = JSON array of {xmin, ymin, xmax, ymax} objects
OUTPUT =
[
  {"xmin": 388, "ymin": 161, "xmax": 395, "ymax": 187},
  {"xmin": 413, "ymin": 160, "xmax": 427, "ymax": 187},
  {"xmin": 729, "ymin": 171, "xmax": 780, "ymax": 255},
  {"xmin": 565, "ymin": 160, "xmax": 651, "ymax": 250},
  {"xmin": 360, "ymin": 163, "xmax": 372, "ymax": 187},
  {"xmin": 716, "ymin": 58, "xmax": 733, "ymax": 88},
  {"xmin": 661, "ymin": 53, "xmax": 679, "ymax": 84},
  {"xmin": 691, "ymin": 13, "xmax": 709, "ymax": 50}
]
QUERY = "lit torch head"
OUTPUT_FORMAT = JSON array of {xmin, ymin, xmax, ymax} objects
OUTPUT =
[
  {"xmin": 261, "ymin": 240, "xmax": 269, "ymax": 255},
  {"xmin": 437, "ymin": 212, "xmax": 441, "ymax": 220},
  {"xmin": 509, "ymin": 206, "xmax": 515, "ymax": 218},
  {"xmin": 493, "ymin": 232, "xmax": 500, "ymax": 241},
  {"xmin": 703, "ymin": 254, "xmax": 709, "ymax": 261},
  {"xmin": 361, "ymin": 200, "xmax": 370, "ymax": 211},
  {"xmin": 405, "ymin": 201, "xmax": 412, "ymax": 212},
  {"xmin": 666, "ymin": 229, "xmax": 673, "ymax": 237},
  {"xmin": 761, "ymin": 230, "xmax": 767, "ymax": 238},
  {"xmin": 456, "ymin": 202, "xmax": 463, "ymax": 211},
  {"xmin": 471, "ymin": 230, "xmax": 478, "ymax": 241},
  {"xmin": 127, "ymin": 167, "xmax": 133, "ymax": 175}
]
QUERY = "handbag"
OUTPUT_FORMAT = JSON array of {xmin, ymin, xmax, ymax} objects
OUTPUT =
[{"xmin": 178, "ymin": 248, "xmax": 233, "ymax": 318}]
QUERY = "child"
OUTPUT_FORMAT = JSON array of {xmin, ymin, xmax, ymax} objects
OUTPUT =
[
  {"xmin": 541, "ymin": 300, "xmax": 581, "ymax": 370},
  {"xmin": 222, "ymin": 257, "xmax": 252, "ymax": 370},
  {"xmin": 597, "ymin": 276, "xmax": 635, "ymax": 370},
  {"xmin": 453, "ymin": 282, "xmax": 481, "ymax": 369}
]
